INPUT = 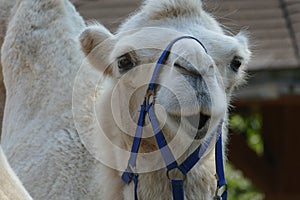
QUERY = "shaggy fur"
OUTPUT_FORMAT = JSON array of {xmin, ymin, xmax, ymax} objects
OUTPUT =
[
  {"xmin": 0, "ymin": 146, "xmax": 33, "ymax": 200},
  {"xmin": 1, "ymin": 0, "xmax": 251, "ymax": 199}
]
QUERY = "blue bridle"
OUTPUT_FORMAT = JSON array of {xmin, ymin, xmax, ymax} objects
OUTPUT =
[{"xmin": 121, "ymin": 36, "xmax": 227, "ymax": 200}]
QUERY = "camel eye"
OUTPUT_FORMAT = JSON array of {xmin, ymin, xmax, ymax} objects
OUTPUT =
[
  {"xmin": 230, "ymin": 56, "xmax": 242, "ymax": 72},
  {"xmin": 118, "ymin": 54, "xmax": 135, "ymax": 72}
]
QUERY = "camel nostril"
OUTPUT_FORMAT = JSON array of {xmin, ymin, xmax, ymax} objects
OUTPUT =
[
  {"xmin": 186, "ymin": 113, "xmax": 210, "ymax": 131},
  {"xmin": 174, "ymin": 63, "xmax": 190, "ymax": 74},
  {"xmin": 174, "ymin": 60, "xmax": 200, "ymax": 76}
]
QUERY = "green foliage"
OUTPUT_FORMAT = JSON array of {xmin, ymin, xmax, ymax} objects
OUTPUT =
[
  {"xmin": 226, "ymin": 111, "xmax": 265, "ymax": 199},
  {"xmin": 226, "ymin": 163, "xmax": 265, "ymax": 200},
  {"xmin": 230, "ymin": 113, "xmax": 263, "ymax": 156}
]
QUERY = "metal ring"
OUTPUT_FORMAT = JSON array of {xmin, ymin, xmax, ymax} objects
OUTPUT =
[
  {"xmin": 215, "ymin": 184, "xmax": 227, "ymax": 198},
  {"xmin": 166, "ymin": 168, "xmax": 186, "ymax": 181},
  {"xmin": 145, "ymin": 89, "xmax": 154, "ymax": 105}
]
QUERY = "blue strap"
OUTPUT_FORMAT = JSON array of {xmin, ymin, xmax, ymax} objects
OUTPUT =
[
  {"xmin": 147, "ymin": 104, "xmax": 178, "ymax": 170},
  {"xmin": 171, "ymin": 180, "xmax": 185, "ymax": 200},
  {"xmin": 215, "ymin": 125, "xmax": 227, "ymax": 200},
  {"xmin": 133, "ymin": 175, "xmax": 139, "ymax": 200},
  {"xmin": 148, "ymin": 49, "xmax": 170, "ymax": 90},
  {"xmin": 121, "ymin": 171, "xmax": 134, "ymax": 185},
  {"xmin": 121, "ymin": 101, "xmax": 147, "ymax": 184},
  {"xmin": 178, "ymin": 124, "xmax": 218, "ymax": 175},
  {"xmin": 128, "ymin": 101, "xmax": 147, "ymax": 165}
]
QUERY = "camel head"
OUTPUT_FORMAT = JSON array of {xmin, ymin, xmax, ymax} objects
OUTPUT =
[{"xmin": 78, "ymin": 0, "xmax": 250, "ymax": 170}]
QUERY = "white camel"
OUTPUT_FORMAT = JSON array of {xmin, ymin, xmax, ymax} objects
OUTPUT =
[{"xmin": 1, "ymin": 0, "xmax": 250, "ymax": 199}]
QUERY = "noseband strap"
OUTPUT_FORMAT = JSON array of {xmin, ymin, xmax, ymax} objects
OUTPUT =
[{"xmin": 121, "ymin": 36, "xmax": 227, "ymax": 200}]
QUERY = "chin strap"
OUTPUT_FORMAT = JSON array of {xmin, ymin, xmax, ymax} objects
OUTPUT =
[
  {"xmin": 121, "ymin": 36, "xmax": 227, "ymax": 200},
  {"xmin": 215, "ymin": 131, "xmax": 228, "ymax": 200}
]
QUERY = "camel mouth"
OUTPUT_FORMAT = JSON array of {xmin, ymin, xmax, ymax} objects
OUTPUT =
[
  {"xmin": 186, "ymin": 113, "xmax": 210, "ymax": 131},
  {"xmin": 168, "ymin": 112, "xmax": 211, "ymax": 140},
  {"xmin": 185, "ymin": 113, "xmax": 210, "ymax": 139}
]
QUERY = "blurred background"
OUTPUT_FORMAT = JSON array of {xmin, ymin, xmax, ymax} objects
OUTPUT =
[{"xmin": 72, "ymin": 0, "xmax": 300, "ymax": 199}]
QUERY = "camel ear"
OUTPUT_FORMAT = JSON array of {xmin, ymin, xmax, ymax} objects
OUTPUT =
[
  {"xmin": 235, "ymin": 32, "xmax": 251, "ymax": 62},
  {"xmin": 79, "ymin": 24, "xmax": 113, "ymax": 56},
  {"xmin": 235, "ymin": 32, "xmax": 249, "ymax": 49}
]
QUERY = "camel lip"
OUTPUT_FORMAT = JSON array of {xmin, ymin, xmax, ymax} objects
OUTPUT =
[{"xmin": 185, "ymin": 113, "xmax": 210, "ymax": 139}]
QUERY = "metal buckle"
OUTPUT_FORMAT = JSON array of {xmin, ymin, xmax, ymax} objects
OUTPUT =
[
  {"xmin": 213, "ymin": 196, "xmax": 222, "ymax": 200},
  {"xmin": 145, "ymin": 89, "xmax": 154, "ymax": 106},
  {"xmin": 128, "ymin": 163, "xmax": 137, "ymax": 173},
  {"xmin": 166, "ymin": 168, "xmax": 186, "ymax": 181},
  {"xmin": 214, "ymin": 184, "xmax": 227, "ymax": 200}
]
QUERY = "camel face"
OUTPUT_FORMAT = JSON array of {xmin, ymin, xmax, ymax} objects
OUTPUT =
[
  {"xmin": 79, "ymin": 1, "xmax": 251, "ymax": 178},
  {"xmin": 80, "ymin": 26, "xmax": 248, "ymax": 141}
]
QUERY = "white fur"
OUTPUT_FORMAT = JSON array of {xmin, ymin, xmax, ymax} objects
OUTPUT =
[
  {"xmin": 1, "ymin": 0, "xmax": 251, "ymax": 199},
  {"xmin": 0, "ymin": 146, "xmax": 33, "ymax": 200}
]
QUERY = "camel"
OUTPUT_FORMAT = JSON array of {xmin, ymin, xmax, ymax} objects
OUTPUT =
[{"xmin": 1, "ymin": 0, "xmax": 251, "ymax": 199}]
